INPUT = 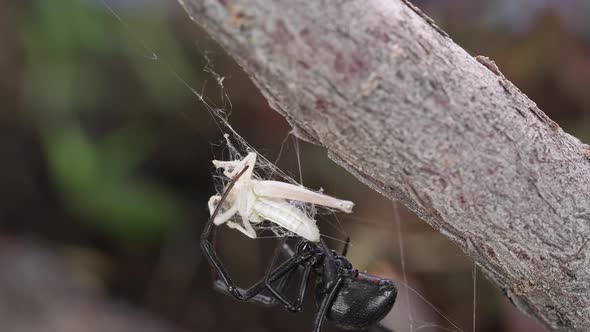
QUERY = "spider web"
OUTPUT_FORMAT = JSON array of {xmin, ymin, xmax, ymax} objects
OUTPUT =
[
  {"xmin": 99, "ymin": 0, "xmax": 354, "ymax": 243},
  {"xmin": 98, "ymin": 2, "xmax": 479, "ymax": 331}
]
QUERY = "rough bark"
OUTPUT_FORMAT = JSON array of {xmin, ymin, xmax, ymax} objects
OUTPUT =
[{"xmin": 177, "ymin": 0, "xmax": 590, "ymax": 330}]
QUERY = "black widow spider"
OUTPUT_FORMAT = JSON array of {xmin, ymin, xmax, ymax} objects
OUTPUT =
[{"xmin": 201, "ymin": 165, "xmax": 397, "ymax": 331}]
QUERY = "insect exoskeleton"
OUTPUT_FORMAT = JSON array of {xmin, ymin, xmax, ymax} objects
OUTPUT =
[
  {"xmin": 209, "ymin": 152, "xmax": 354, "ymax": 242},
  {"xmin": 251, "ymin": 197, "xmax": 321, "ymax": 242}
]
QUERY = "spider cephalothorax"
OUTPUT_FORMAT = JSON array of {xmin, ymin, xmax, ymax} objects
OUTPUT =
[{"xmin": 303, "ymin": 241, "xmax": 398, "ymax": 330}]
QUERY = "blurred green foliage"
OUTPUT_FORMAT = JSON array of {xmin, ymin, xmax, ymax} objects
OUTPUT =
[{"xmin": 18, "ymin": 0, "xmax": 201, "ymax": 244}]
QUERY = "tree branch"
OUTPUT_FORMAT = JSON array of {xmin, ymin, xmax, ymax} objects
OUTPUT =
[{"xmin": 177, "ymin": 0, "xmax": 590, "ymax": 330}]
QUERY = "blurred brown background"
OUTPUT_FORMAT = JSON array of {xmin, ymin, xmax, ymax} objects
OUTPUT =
[{"xmin": 0, "ymin": 0, "xmax": 588, "ymax": 331}]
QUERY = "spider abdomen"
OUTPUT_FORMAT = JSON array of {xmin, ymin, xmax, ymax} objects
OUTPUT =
[
  {"xmin": 326, "ymin": 274, "xmax": 397, "ymax": 330},
  {"xmin": 253, "ymin": 198, "xmax": 320, "ymax": 242}
]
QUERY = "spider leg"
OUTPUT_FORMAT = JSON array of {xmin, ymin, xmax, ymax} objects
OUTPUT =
[
  {"xmin": 202, "ymin": 165, "xmax": 257, "ymax": 299},
  {"xmin": 202, "ymin": 232, "xmax": 314, "ymax": 301},
  {"xmin": 208, "ymin": 195, "xmax": 239, "ymax": 226},
  {"xmin": 341, "ymin": 236, "xmax": 350, "ymax": 257},
  {"xmin": 212, "ymin": 265, "xmax": 304, "ymax": 306},
  {"xmin": 285, "ymin": 258, "xmax": 314, "ymax": 312},
  {"xmin": 264, "ymin": 238, "xmax": 316, "ymax": 312},
  {"xmin": 262, "ymin": 239, "xmax": 305, "ymax": 303},
  {"xmin": 312, "ymin": 277, "xmax": 344, "ymax": 332},
  {"xmin": 212, "ymin": 153, "xmax": 257, "ymax": 237},
  {"xmin": 212, "ymin": 239, "xmax": 302, "ymax": 306},
  {"xmin": 212, "ymin": 279, "xmax": 275, "ymax": 305},
  {"xmin": 209, "ymin": 195, "xmax": 256, "ymax": 238}
]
